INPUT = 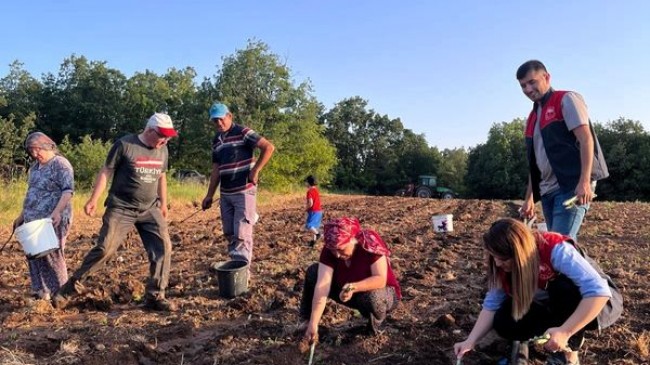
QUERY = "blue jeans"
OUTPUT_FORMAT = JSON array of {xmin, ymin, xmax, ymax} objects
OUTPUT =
[{"xmin": 540, "ymin": 188, "xmax": 589, "ymax": 241}]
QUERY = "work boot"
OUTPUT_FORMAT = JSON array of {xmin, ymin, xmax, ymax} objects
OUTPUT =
[
  {"xmin": 51, "ymin": 278, "xmax": 79, "ymax": 309},
  {"xmin": 545, "ymin": 352, "xmax": 580, "ymax": 365},
  {"xmin": 143, "ymin": 297, "xmax": 177, "ymax": 312}
]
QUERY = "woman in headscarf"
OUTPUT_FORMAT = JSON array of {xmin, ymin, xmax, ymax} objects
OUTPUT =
[
  {"xmin": 13, "ymin": 132, "xmax": 74, "ymax": 300},
  {"xmin": 300, "ymin": 217, "xmax": 401, "ymax": 343},
  {"xmin": 454, "ymin": 218, "xmax": 620, "ymax": 365}
]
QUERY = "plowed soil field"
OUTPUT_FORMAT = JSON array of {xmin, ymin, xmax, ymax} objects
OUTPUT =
[{"xmin": 1, "ymin": 195, "xmax": 648, "ymax": 364}]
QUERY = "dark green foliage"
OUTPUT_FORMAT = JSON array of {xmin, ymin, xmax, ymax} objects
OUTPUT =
[
  {"xmin": 0, "ymin": 45, "xmax": 648, "ymax": 200},
  {"xmin": 593, "ymin": 118, "xmax": 650, "ymax": 201},
  {"xmin": 58, "ymin": 135, "xmax": 112, "ymax": 189},
  {"xmin": 465, "ymin": 119, "xmax": 528, "ymax": 199}
]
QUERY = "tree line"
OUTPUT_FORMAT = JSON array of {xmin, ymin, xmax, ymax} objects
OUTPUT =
[{"xmin": 1, "ymin": 40, "xmax": 647, "ymax": 201}]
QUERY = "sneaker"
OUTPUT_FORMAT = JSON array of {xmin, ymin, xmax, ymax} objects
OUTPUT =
[
  {"xmin": 51, "ymin": 293, "xmax": 69, "ymax": 309},
  {"xmin": 143, "ymin": 297, "xmax": 177, "ymax": 312},
  {"xmin": 545, "ymin": 352, "xmax": 580, "ymax": 365},
  {"xmin": 51, "ymin": 279, "xmax": 78, "ymax": 309}
]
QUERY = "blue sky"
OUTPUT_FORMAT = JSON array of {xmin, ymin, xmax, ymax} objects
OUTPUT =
[{"xmin": 2, "ymin": 1, "xmax": 649, "ymax": 149}]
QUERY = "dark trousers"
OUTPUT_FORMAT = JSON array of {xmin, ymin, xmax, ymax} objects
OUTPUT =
[
  {"xmin": 70, "ymin": 206, "xmax": 172, "ymax": 299},
  {"xmin": 493, "ymin": 275, "xmax": 597, "ymax": 348},
  {"xmin": 299, "ymin": 263, "xmax": 397, "ymax": 325}
]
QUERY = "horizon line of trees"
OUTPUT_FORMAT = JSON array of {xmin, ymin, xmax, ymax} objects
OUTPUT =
[{"xmin": 1, "ymin": 40, "xmax": 647, "ymax": 201}]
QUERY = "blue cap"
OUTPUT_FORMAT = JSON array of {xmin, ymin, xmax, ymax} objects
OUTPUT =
[{"xmin": 209, "ymin": 103, "xmax": 230, "ymax": 119}]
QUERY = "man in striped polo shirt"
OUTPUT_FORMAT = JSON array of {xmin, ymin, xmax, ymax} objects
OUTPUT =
[{"xmin": 202, "ymin": 103, "xmax": 275, "ymax": 265}]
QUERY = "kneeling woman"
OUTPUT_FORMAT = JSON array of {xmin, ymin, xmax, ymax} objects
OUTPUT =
[
  {"xmin": 301, "ymin": 217, "xmax": 401, "ymax": 343},
  {"xmin": 455, "ymin": 218, "xmax": 619, "ymax": 365}
]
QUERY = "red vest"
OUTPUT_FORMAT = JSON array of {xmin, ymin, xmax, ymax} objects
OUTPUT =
[
  {"xmin": 499, "ymin": 232, "xmax": 570, "ymax": 295},
  {"xmin": 524, "ymin": 89, "xmax": 609, "ymax": 201}
]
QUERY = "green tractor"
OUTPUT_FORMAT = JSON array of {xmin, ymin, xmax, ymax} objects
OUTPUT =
[{"xmin": 395, "ymin": 175, "xmax": 456, "ymax": 199}]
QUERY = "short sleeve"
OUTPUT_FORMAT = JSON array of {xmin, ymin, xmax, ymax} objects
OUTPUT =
[
  {"xmin": 242, "ymin": 128, "xmax": 261, "ymax": 148},
  {"xmin": 104, "ymin": 140, "xmax": 124, "ymax": 169},
  {"xmin": 561, "ymin": 92, "xmax": 589, "ymax": 131},
  {"xmin": 319, "ymin": 248, "xmax": 337, "ymax": 268},
  {"xmin": 54, "ymin": 157, "xmax": 75, "ymax": 194}
]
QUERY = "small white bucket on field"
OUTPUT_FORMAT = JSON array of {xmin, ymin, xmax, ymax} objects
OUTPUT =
[
  {"xmin": 15, "ymin": 218, "xmax": 59, "ymax": 259},
  {"xmin": 536, "ymin": 222, "xmax": 548, "ymax": 232},
  {"xmin": 432, "ymin": 214, "xmax": 454, "ymax": 233}
]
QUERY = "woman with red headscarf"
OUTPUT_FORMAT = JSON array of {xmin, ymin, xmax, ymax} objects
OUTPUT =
[{"xmin": 300, "ymin": 217, "xmax": 401, "ymax": 343}]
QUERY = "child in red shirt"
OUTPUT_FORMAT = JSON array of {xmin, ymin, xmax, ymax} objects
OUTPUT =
[{"xmin": 305, "ymin": 175, "xmax": 323, "ymax": 246}]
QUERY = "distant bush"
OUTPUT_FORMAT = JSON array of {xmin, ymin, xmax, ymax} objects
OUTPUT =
[{"xmin": 59, "ymin": 135, "xmax": 112, "ymax": 189}]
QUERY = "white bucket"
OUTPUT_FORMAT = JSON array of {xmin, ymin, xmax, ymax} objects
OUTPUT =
[
  {"xmin": 432, "ymin": 214, "xmax": 454, "ymax": 233},
  {"xmin": 15, "ymin": 218, "xmax": 59, "ymax": 259}
]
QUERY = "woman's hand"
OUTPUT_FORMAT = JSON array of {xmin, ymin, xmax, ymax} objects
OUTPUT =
[
  {"xmin": 304, "ymin": 321, "xmax": 319, "ymax": 344},
  {"xmin": 12, "ymin": 216, "xmax": 24, "ymax": 230},
  {"xmin": 544, "ymin": 327, "xmax": 571, "ymax": 353},
  {"xmin": 453, "ymin": 339, "xmax": 475, "ymax": 359},
  {"xmin": 339, "ymin": 283, "xmax": 356, "ymax": 302},
  {"xmin": 51, "ymin": 211, "xmax": 62, "ymax": 228}
]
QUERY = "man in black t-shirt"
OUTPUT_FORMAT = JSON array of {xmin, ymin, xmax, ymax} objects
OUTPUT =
[{"xmin": 53, "ymin": 113, "xmax": 178, "ymax": 311}]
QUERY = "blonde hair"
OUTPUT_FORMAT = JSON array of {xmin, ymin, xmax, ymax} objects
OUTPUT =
[{"xmin": 483, "ymin": 218, "xmax": 539, "ymax": 320}]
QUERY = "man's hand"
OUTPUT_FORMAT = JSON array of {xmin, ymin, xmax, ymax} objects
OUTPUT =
[
  {"xmin": 248, "ymin": 168, "xmax": 260, "ymax": 185},
  {"xmin": 520, "ymin": 196, "xmax": 536, "ymax": 219},
  {"xmin": 575, "ymin": 180, "xmax": 594, "ymax": 206},
  {"xmin": 84, "ymin": 200, "xmax": 97, "ymax": 217},
  {"xmin": 160, "ymin": 204, "xmax": 168, "ymax": 218},
  {"xmin": 202, "ymin": 196, "xmax": 213, "ymax": 210}
]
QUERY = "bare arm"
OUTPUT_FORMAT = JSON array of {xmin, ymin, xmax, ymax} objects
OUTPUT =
[
  {"xmin": 50, "ymin": 191, "xmax": 73, "ymax": 227},
  {"xmin": 202, "ymin": 162, "xmax": 221, "ymax": 210},
  {"xmin": 545, "ymin": 296, "xmax": 609, "ymax": 352},
  {"xmin": 158, "ymin": 173, "xmax": 168, "ymax": 218},
  {"xmin": 454, "ymin": 309, "xmax": 496, "ymax": 358},
  {"xmin": 573, "ymin": 125, "xmax": 595, "ymax": 205},
  {"xmin": 305, "ymin": 263, "xmax": 334, "ymax": 342},
  {"xmin": 342, "ymin": 255, "xmax": 388, "ymax": 299},
  {"xmin": 521, "ymin": 175, "xmax": 535, "ymax": 219},
  {"xmin": 85, "ymin": 166, "xmax": 112, "ymax": 216},
  {"xmin": 13, "ymin": 211, "xmax": 25, "ymax": 229},
  {"xmin": 249, "ymin": 138, "xmax": 275, "ymax": 184}
]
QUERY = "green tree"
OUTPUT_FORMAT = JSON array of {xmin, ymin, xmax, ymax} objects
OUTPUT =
[
  {"xmin": 59, "ymin": 135, "xmax": 112, "ymax": 188},
  {"xmin": 594, "ymin": 118, "xmax": 650, "ymax": 201},
  {"xmin": 0, "ymin": 112, "xmax": 35, "ymax": 178},
  {"xmin": 0, "ymin": 61, "xmax": 41, "ymax": 123},
  {"xmin": 465, "ymin": 119, "xmax": 527, "ymax": 199},
  {"xmin": 214, "ymin": 40, "xmax": 336, "ymax": 189},
  {"xmin": 438, "ymin": 147, "xmax": 468, "ymax": 195},
  {"xmin": 38, "ymin": 55, "xmax": 127, "ymax": 142}
]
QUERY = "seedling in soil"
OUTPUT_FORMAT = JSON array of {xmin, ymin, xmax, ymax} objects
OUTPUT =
[
  {"xmin": 530, "ymin": 333, "xmax": 551, "ymax": 345},
  {"xmin": 308, "ymin": 342, "xmax": 316, "ymax": 365}
]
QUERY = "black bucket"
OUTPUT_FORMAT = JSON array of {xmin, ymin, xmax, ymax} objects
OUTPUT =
[{"xmin": 215, "ymin": 260, "xmax": 249, "ymax": 298}]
